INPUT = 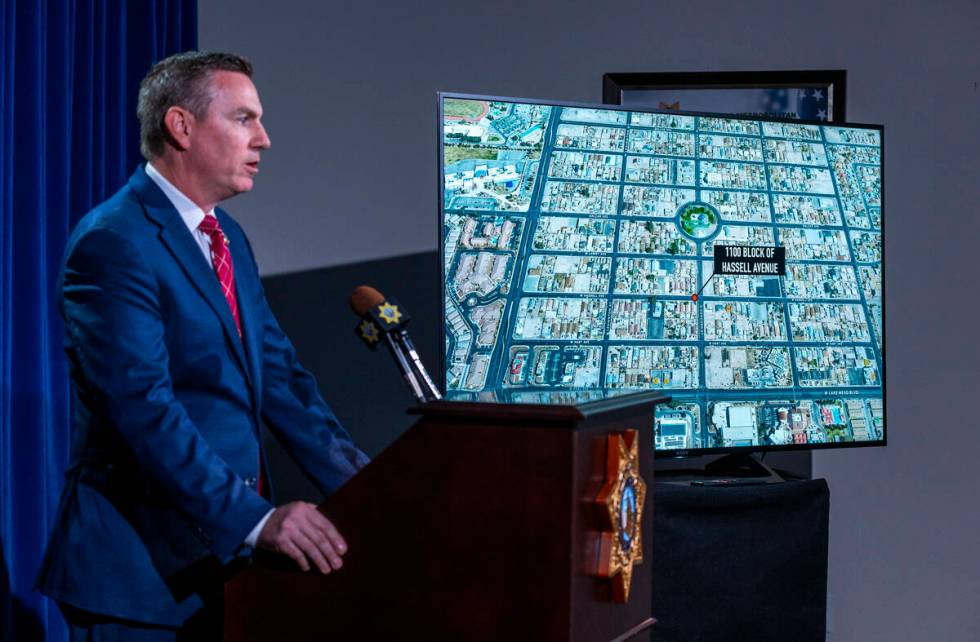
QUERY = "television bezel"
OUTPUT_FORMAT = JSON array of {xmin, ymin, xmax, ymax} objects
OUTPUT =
[{"xmin": 437, "ymin": 91, "xmax": 885, "ymax": 457}]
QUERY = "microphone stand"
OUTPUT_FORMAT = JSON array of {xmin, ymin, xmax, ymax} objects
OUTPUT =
[
  {"xmin": 382, "ymin": 333, "xmax": 428, "ymax": 403},
  {"xmin": 393, "ymin": 331, "xmax": 442, "ymax": 401}
]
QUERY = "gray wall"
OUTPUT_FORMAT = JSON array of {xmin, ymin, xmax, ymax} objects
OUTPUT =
[{"xmin": 201, "ymin": 1, "xmax": 980, "ymax": 640}]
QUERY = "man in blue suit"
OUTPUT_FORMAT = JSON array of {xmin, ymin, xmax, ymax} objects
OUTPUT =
[{"xmin": 36, "ymin": 52, "xmax": 369, "ymax": 640}]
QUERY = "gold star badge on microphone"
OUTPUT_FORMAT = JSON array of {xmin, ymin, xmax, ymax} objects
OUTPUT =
[
  {"xmin": 358, "ymin": 319, "xmax": 380, "ymax": 345},
  {"xmin": 376, "ymin": 302, "xmax": 403, "ymax": 325}
]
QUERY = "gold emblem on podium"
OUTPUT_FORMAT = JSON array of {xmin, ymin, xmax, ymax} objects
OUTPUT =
[{"xmin": 593, "ymin": 429, "xmax": 646, "ymax": 602}]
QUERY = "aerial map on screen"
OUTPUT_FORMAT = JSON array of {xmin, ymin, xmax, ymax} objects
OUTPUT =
[{"xmin": 441, "ymin": 95, "xmax": 883, "ymax": 452}]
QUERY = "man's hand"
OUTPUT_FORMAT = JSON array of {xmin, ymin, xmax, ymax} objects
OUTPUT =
[{"xmin": 256, "ymin": 501, "xmax": 347, "ymax": 573}]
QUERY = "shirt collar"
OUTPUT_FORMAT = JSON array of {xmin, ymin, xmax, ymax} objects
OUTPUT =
[{"xmin": 144, "ymin": 162, "xmax": 214, "ymax": 232}]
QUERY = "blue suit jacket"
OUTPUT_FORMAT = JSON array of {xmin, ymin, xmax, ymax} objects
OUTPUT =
[{"xmin": 36, "ymin": 166, "xmax": 368, "ymax": 625}]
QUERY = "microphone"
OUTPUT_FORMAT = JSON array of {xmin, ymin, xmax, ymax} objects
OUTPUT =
[{"xmin": 349, "ymin": 285, "xmax": 442, "ymax": 403}]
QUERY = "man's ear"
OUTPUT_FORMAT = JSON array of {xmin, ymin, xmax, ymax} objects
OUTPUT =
[{"xmin": 163, "ymin": 106, "xmax": 193, "ymax": 151}]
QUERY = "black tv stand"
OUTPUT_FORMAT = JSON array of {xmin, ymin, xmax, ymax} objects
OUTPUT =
[
  {"xmin": 651, "ymin": 478, "xmax": 829, "ymax": 640},
  {"xmin": 703, "ymin": 452, "xmax": 784, "ymax": 482}
]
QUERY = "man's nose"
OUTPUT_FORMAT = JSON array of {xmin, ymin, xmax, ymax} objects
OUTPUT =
[{"xmin": 254, "ymin": 123, "xmax": 271, "ymax": 149}]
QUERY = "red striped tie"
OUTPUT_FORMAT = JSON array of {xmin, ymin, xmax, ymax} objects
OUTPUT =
[
  {"xmin": 198, "ymin": 215, "xmax": 265, "ymax": 494},
  {"xmin": 198, "ymin": 215, "xmax": 241, "ymax": 337}
]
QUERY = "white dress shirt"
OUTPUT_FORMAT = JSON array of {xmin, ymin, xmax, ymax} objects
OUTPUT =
[{"xmin": 145, "ymin": 162, "xmax": 274, "ymax": 548}]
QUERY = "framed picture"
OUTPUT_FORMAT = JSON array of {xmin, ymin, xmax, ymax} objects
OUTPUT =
[{"xmin": 602, "ymin": 70, "xmax": 846, "ymax": 122}]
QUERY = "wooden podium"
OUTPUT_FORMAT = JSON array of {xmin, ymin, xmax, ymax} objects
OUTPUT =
[{"xmin": 225, "ymin": 391, "xmax": 666, "ymax": 641}]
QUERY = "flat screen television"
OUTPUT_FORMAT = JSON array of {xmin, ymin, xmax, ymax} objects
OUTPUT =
[{"xmin": 439, "ymin": 93, "xmax": 884, "ymax": 457}]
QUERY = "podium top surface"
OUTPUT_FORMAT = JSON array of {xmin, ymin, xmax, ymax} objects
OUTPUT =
[{"xmin": 412, "ymin": 389, "xmax": 669, "ymax": 423}]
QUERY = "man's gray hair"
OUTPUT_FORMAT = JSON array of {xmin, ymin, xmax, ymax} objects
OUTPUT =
[{"xmin": 137, "ymin": 51, "xmax": 253, "ymax": 160}]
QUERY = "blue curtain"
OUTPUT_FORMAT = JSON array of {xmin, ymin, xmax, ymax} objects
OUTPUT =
[{"xmin": 0, "ymin": 2, "xmax": 196, "ymax": 640}]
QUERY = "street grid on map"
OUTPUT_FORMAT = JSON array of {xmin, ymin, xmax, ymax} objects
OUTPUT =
[{"xmin": 442, "ymin": 98, "xmax": 883, "ymax": 451}]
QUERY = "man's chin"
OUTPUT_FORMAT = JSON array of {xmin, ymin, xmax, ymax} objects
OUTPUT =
[{"xmin": 226, "ymin": 178, "xmax": 255, "ymax": 197}]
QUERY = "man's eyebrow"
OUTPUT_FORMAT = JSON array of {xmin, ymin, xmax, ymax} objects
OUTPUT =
[{"xmin": 232, "ymin": 107, "xmax": 260, "ymax": 118}]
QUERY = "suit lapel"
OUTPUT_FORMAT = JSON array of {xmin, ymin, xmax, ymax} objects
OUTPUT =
[{"xmin": 129, "ymin": 168, "xmax": 253, "ymax": 386}]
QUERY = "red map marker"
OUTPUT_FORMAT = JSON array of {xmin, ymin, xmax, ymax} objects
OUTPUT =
[{"xmin": 693, "ymin": 272, "xmax": 715, "ymax": 302}]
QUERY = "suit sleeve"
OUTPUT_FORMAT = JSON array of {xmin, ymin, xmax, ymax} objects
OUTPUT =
[
  {"xmin": 243, "ymin": 250, "xmax": 369, "ymax": 497},
  {"xmin": 61, "ymin": 226, "xmax": 273, "ymax": 561}
]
